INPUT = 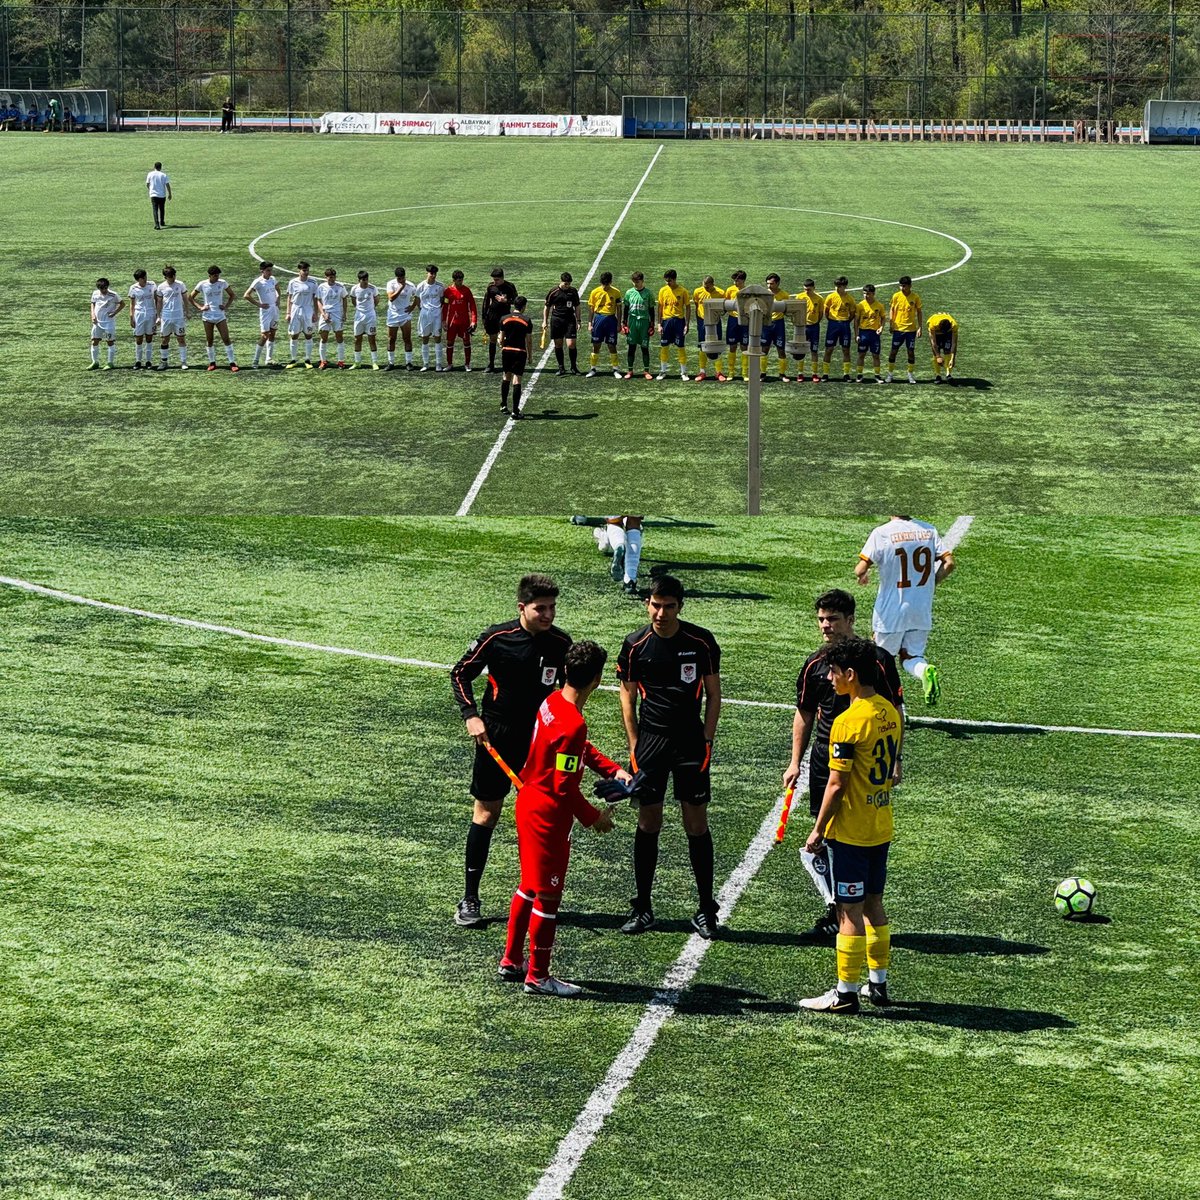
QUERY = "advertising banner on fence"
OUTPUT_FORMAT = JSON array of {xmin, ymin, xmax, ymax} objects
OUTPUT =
[{"xmin": 319, "ymin": 111, "xmax": 621, "ymax": 137}]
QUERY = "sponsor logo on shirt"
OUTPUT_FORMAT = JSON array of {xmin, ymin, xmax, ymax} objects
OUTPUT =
[
  {"xmin": 541, "ymin": 666, "xmax": 557, "ymax": 686},
  {"xmin": 837, "ymin": 880, "xmax": 864, "ymax": 899},
  {"xmin": 680, "ymin": 663, "xmax": 697, "ymax": 683}
]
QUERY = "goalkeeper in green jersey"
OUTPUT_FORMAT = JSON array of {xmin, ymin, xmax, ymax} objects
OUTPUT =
[{"xmin": 622, "ymin": 271, "xmax": 655, "ymax": 379}]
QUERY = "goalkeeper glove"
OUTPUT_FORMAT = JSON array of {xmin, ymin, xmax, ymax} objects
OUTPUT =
[{"xmin": 594, "ymin": 776, "xmax": 634, "ymax": 804}]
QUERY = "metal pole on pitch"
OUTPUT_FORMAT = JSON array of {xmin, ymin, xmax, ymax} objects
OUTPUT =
[{"xmin": 746, "ymin": 306, "xmax": 762, "ymax": 516}]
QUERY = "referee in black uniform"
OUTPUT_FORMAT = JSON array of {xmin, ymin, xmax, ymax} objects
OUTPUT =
[
  {"xmin": 617, "ymin": 574, "xmax": 722, "ymax": 938},
  {"xmin": 543, "ymin": 271, "xmax": 581, "ymax": 376},
  {"xmin": 450, "ymin": 573, "xmax": 571, "ymax": 926},
  {"xmin": 499, "ymin": 297, "xmax": 532, "ymax": 419},
  {"xmin": 482, "ymin": 267, "xmax": 518, "ymax": 373},
  {"xmin": 783, "ymin": 588, "xmax": 904, "ymax": 936}
]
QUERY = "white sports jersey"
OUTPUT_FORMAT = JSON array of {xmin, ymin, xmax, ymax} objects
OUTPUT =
[
  {"xmin": 317, "ymin": 281, "xmax": 347, "ymax": 316},
  {"xmin": 91, "ymin": 289, "xmax": 120, "ymax": 321},
  {"xmin": 860, "ymin": 517, "xmax": 948, "ymax": 633},
  {"xmin": 195, "ymin": 278, "xmax": 231, "ymax": 320},
  {"xmin": 415, "ymin": 279, "xmax": 445, "ymax": 315},
  {"xmin": 128, "ymin": 281, "xmax": 157, "ymax": 320},
  {"xmin": 249, "ymin": 276, "xmax": 279, "ymax": 309},
  {"xmin": 145, "ymin": 169, "xmax": 170, "ymax": 197},
  {"xmin": 386, "ymin": 279, "xmax": 416, "ymax": 324},
  {"xmin": 287, "ymin": 276, "xmax": 318, "ymax": 318},
  {"xmin": 351, "ymin": 284, "xmax": 378, "ymax": 314},
  {"xmin": 156, "ymin": 280, "xmax": 187, "ymax": 323}
]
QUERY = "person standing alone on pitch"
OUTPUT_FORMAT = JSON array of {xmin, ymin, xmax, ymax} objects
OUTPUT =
[
  {"xmin": 782, "ymin": 589, "xmax": 903, "ymax": 938},
  {"xmin": 145, "ymin": 162, "xmax": 172, "ymax": 230},
  {"xmin": 856, "ymin": 515, "xmax": 954, "ymax": 703},
  {"xmin": 450, "ymin": 574, "xmax": 572, "ymax": 926},
  {"xmin": 617, "ymin": 574, "xmax": 722, "ymax": 938}
]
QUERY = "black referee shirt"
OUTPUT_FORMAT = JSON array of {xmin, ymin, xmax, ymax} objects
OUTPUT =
[
  {"xmin": 451, "ymin": 619, "xmax": 572, "ymax": 727},
  {"xmin": 544, "ymin": 286, "xmax": 580, "ymax": 319},
  {"xmin": 483, "ymin": 280, "xmax": 517, "ymax": 321},
  {"xmin": 499, "ymin": 312, "xmax": 532, "ymax": 349},
  {"xmin": 617, "ymin": 620, "xmax": 721, "ymax": 736}
]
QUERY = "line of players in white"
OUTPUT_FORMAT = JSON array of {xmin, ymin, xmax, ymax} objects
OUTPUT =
[{"xmin": 87, "ymin": 261, "xmax": 463, "ymax": 372}]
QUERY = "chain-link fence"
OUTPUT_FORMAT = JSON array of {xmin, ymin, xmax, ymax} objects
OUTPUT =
[{"xmin": 2, "ymin": 5, "xmax": 1196, "ymax": 123}]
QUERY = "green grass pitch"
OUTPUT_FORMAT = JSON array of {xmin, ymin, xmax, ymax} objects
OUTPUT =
[
  {"xmin": 2, "ymin": 135, "xmax": 1198, "ymax": 515},
  {"xmin": 1, "ymin": 516, "xmax": 1197, "ymax": 1199}
]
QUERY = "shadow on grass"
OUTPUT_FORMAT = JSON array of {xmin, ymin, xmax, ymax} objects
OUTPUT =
[
  {"xmin": 571, "ymin": 978, "xmax": 793, "ymax": 1015},
  {"xmin": 560, "ymin": 910, "xmax": 694, "ymax": 935},
  {"xmin": 911, "ymin": 718, "xmax": 1049, "ymax": 740},
  {"xmin": 647, "ymin": 560, "xmax": 768, "ymax": 574},
  {"xmin": 525, "ymin": 410, "xmax": 599, "ymax": 421},
  {"xmin": 722, "ymin": 929, "xmax": 1049, "ymax": 956},
  {"xmin": 1064, "ymin": 912, "xmax": 1113, "ymax": 925},
  {"xmin": 869, "ymin": 1000, "xmax": 1072, "ymax": 1032},
  {"xmin": 942, "ymin": 377, "xmax": 994, "ymax": 391}
]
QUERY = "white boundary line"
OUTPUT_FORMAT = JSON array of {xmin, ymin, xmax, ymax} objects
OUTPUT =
[{"xmin": 455, "ymin": 144, "xmax": 665, "ymax": 516}]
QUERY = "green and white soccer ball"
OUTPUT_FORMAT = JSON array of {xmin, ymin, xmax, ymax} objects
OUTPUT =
[{"xmin": 1054, "ymin": 877, "xmax": 1096, "ymax": 918}]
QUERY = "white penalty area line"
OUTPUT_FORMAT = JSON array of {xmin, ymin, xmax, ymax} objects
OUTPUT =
[{"xmin": 455, "ymin": 144, "xmax": 666, "ymax": 517}]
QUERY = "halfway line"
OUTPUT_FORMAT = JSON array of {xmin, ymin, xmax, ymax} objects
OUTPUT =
[{"xmin": 456, "ymin": 144, "xmax": 665, "ymax": 516}]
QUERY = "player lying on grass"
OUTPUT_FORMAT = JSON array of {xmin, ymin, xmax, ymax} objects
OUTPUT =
[
  {"xmin": 800, "ymin": 636, "xmax": 900, "ymax": 1015},
  {"xmin": 591, "ymin": 515, "xmax": 644, "ymax": 598},
  {"xmin": 499, "ymin": 640, "xmax": 631, "ymax": 997}
]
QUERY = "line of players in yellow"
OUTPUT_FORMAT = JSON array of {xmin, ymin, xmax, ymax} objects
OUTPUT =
[{"xmin": 580, "ymin": 270, "xmax": 960, "ymax": 385}]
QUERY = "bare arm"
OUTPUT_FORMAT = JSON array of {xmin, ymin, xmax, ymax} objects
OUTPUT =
[
  {"xmin": 619, "ymin": 680, "xmax": 640, "ymax": 758},
  {"xmin": 784, "ymin": 708, "xmax": 815, "ymax": 789},
  {"xmin": 854, "ymin": 556, "xmax": 872, "ymax": 586},
  {"xmin": 702, "ymin": 672, "xmax": 721, "ymax": 744},
  {"xmin": 805, "ymin": 769, "xmax": 848, "ymax": 853},
  {"xmin": 935, "ymin": 551, "xmax": 955, "ymax": 584}
]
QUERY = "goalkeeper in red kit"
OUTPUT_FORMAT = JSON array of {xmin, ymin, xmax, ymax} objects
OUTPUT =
[
  {"xmin": 500, "ymin": 641, "xmax": 633, "ymax": 997},
  {"xmin": 442, "ymin": 269, "xmax": 478, "ymax": 370}
]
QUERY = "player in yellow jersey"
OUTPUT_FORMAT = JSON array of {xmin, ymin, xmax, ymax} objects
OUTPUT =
[
  {"xmin": 926, "ymin": 311, "xmax": 959, "ymax": 383},
  {"xmin": 821, "ymin": 276, "xmax": 856, "ymax": 381},
  {"xmin": 886, "ymin": 275, "xmax": 923, "ymax": 384},
  {"xmin": 585, "ymin": 271, "xmax": 624, "ymax": 378},
  {"xmin": 722, "ymin": 270, "xmax": 748, "ymax": 382},
  {"xmin": 656, "ymin": 269, "xmax": 690, "ymax": 381},
  {"xmin": 792, "ymin": 279, "xmax": 824, "ymax": 382},
  {"xmin": 800, "ymin": 636, "xmax": 902, "ymax": 1015},
  {"xmin": 762, "ymin": 273, "xmax": 791, "ymax": 381},
  {"xmin": 853, "ymin": 284, "xmax": 886, "ymax": 383},
  {"xmin": 692, "ymin": 275, "xmax": 727, "ymax": 382}
]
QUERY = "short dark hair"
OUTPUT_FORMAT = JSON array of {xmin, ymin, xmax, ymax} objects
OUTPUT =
[
  {"xmin": 452, "ymin": 269, "xmax": 464, "ymax": 280},
  {"xmin": 133, "ymin": 269, "xmax": 146, "ymax": 281},
  {"xmin": 297, "ymin": 260, "xmax": 310, "ymax": 271},
  {"xmin": 631, "ymin": 271, "xmax": 644, "ymax": 282},
  {"xmin": 207, "ymin": 265, "xmax": 221, "ymax": 275},
  {"xmin": 95, "ymin": 277, "xmax": 109, "ymax": 288},
  {"xmin": 863, "ymin": 284, "xmax": 876, "ymax": 293},
  {"xmin": 426, "ymin": 264, "xmax": 438, "ymax": 274},
  {"xmin": 560, "ymin": 271, "xmax": 572, "ymax": 283},
  {"xmin": 663, "ymin": 269, "xmax": 677, "ymax": 281},
  {"xmin": 357, "ymin": 270, "xmax": 369, "ymax": 279},
  {"xmin": 395, "ymin": 266, "xmax": 406, "ymax": 276},
  {"xmin": 804, "ymin": 278, "xmax": 816, "ymax": 288},
  {"xmin": 821, "ymin": 635, "xmax": 879, "ymax": 685},
  {"xmin": 600, "ymin": 271, "xmax": 612, "ymax": 285},
  {"xmin": 899, "ymin": 275, "xmax": 912, "ymax": 286},
  {"xmin": 564, "ymin": 640, "xmax": 607, "ymax": 687},
  {"xmin": 513, "ymin": 295, "xmax": 527, "ymax": 310},
  {"xmin": 518, "ymin": 573, "xmax": 558, "ymax": 604},
  {"xmin": 835, "ymin": 275, "xmax": 848, "ymax": 286},
  {"xmin": 260, "ymin": 261, "xmax": 273, "ymax": 271},
  {"xmin": 153, "ymin": 161, "xmax": 162, "ymax": 170},
  {"xmin": 162, "ymin": 265, "xmax": 176, "ymax": 276},
  {"xmin": 765, "ymin": 273, "xmax": 780, "ymax": 285},
  {"xmin": 937, "ymin": 319, "xmax": 952, "ymax": 335},
  {"xmin": 649, "ymin": 574, "xmax": 684, "ymax": 603},
  {"xmin": 815, "ymin": 588, "xmax": 855, "ymax": 618},
  {"xmin": 490, "ymin": 267, "xmax": 504, "ymax": 278}
]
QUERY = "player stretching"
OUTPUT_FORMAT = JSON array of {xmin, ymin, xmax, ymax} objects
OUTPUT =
[
  {"xmin": 821, "ymin": 276, "xmax": 855, "ymax": 382},
  {"xmin": 622, "ymin": 271, "xmax": 654, "ymax": 379},
  {"xmin": 800, "ymin": 636, "xmax": 901, "ymax": 1015},
  {"xmin": 498, "ymin": 641, "xmax": 629, "ymax": 997},
  {"xmin": 585, "ymin": 271, "xmax": 623, "ymax": 378},
  {"xmin": 348, "ymin": 270, "xmax": 380, "ymax": 369},
  {"xmin": 885, "ymin": 275, "xmax": 923, "ymax": 384},
  {"xmin": 656, "ymin": 269, "xmax": 690, "ymax": 381},
  {"xmin": 857, "ymin": 515, "xmax": 955, "ymax": 703},
  {"xmin": 243, "ymin": 261, "xmax": 280, "ymax": 369},
  {"xmin": 88, "ymin": 278, "xmax": 124, "ymax": 370},
  {"xmin": 415, "ymin": 264, "xmax": 446, "ymax": 372},
  {"xmin": 783, "ymin": 590, "xmax": 903, "ymax": 939},
  {"xmin": 853, "ymin": 284, "xmax": 885, "ymax": 383},
  {"xmin": 315, "ymin": 268, "xmax": 348, "ymax": 368},
  {"xmin": 691, "ymin": 275, "xmax": 727, "ymax": 382},
  {"xmin": 927, "ymin": 311, "xmax": 959, "ymax": 382},
  {"xmin": 544, "ymin": 272, "xmax": 581, "ymax": 376},
  {"xmin": 128, "ymin": 269, "xmax": 158, "ymax": 370},
  {"xmin": 618, "ymin": 575, "xmax": 722, "ymax": 937},
  {"xmin": 482, "ymin": 267, "xmax": 518, "ymax": 373},
  {"xmin": 154, "ymin": 266, "xmax": 189, "ymax": 370},
  {"xmin": 285, "ymin": 261, "xmax": 318, "ymax": 368},
  {"xmin": 189, "ymin": 265, "xmax": 238, "ymax": 372},
  {"xmin": 450, "ymin": 574, "xmax": 572, "ymax": 927},
  {"xmin": 443, "ymin": 270, "xmax": 478, "ymax": 371},
  {"xmin": 498, "ymin": 296, "xmax": 533, "ymax": 419},
  {"xmin": 384, "ymin": 266, "xmax": 418, "ymax": 370}
]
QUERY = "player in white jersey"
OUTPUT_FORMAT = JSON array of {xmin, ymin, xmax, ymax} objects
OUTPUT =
[
  {"xmin": 189, "ymin": 265, "xmax": 239, "ymax": 372},
  {"xmin": 349, "ymin": 270, "xmax": 380, "ymax": 369},
  {"xmin": 415, "ymin": 263, "xmax": 446, "ymax": 371},
  {"xmin": 243, "ymin": 261, "xmax": 280, "ymax": 369},
  {"xmin": 855, "ymin": 515, "xmax": 955, "ymax": 704},
  {"xmin": 315, "ymin": 267, "xmax": 348, "ymax": 369},
  {"xmin": 285, "ymin": 260, "xmax": 318, "ymax": 368},
  {"xmin": 385, "ymin": 265, "xmax": 418, "ymax": 370},
  {"xmin": 154, "ymin": 265, "xmax": 190, "ymax": 369},
  {"xmin": 127, "ymin": 269, "xmax": 158, "ymax": 369},
  {"xmin": 89, "ymin": 277, "xmax": 125, "ymax": 369}
]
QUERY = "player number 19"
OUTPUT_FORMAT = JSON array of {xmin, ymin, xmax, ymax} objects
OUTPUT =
[{"xmin": 895, "ymin": 545, "xmax": 933, "ymax": 589}]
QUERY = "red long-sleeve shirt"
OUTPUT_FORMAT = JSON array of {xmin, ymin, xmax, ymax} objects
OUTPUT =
[{"xmin": 443, "ymin": 284, "xmax": 477, "ymax": 328}]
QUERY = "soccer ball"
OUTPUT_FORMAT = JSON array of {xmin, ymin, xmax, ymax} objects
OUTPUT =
[{"xmin": 1054, "ymin": 877, "xmax": 1096, "ymax": 918}]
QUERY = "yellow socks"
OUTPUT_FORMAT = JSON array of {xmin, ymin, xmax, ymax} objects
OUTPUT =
[
  {"xmin": 836, "ymin": 933, "xmax": 866, "ymax": 990},
  {"xmin": 865, "ymin": 922, "xmax": 891, "ymax": 982}
]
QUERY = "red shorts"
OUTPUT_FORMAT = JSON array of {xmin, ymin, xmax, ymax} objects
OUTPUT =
[
  {"xmin": 515, "ymin": 792, "xmax": 572, "ymax": 893},
  {"xmin": 446, "ymin": 322, "xmax": 472, "ymax": 345}
]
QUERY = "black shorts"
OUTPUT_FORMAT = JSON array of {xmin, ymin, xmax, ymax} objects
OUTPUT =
[
  {"xmin": 632, "ymin": 728, "xmax": 711, "ymax": 807},
  {"xmin": 483, "ymin": 313, "xmax": 505, "ymax": 337},
  {"xmin": 828, "ymin": 839, "xmax": 889, "ymax": 904},
  {"xmin": 501, "ymin": 348, "xmax": 528, "ymax": 377},
  {"xmin": 808, "ymin": 759, "xmax": 829, "ymax": 818},
  {"xmin": 470, "ymin": 720, "xmax": 533, "ymax": 804},
  {"xmin": 549, "ymin": 315, "xmax": 577, "ymax": 341}
]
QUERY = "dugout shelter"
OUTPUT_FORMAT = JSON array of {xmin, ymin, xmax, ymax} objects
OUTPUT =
[
  {"xmin": 623, "ymin": 95, "xmax": 687, "ymax": 138},
  {"xmin": 1143, "ymin": 99, "xmax": 1200, "ymax": 144}
]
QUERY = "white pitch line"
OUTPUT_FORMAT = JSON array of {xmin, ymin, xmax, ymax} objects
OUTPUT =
[
  {"xmin": 526, "ymin": 781, "xmax": 795, "ymax": 1200},
  {"xmin": 455, "ymin": 144, "xmax": 665, "ymax": 517}
]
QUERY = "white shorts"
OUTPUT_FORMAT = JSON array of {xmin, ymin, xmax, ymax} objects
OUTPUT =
[
  {"xmin": 160, "ymin": 318, "xmax": 186, "ymax": 338},
  {"xmin": 354, "ymin": 313, "xmax": 377, "ymax": 337},
  {"xmin": 872, "ymin": 625, "xmax": 930, "ymax": 661},
  {"xmin": 418, "ymin": 311, "xmax": 442, "ymax": 338},
  {"xmin": 133, "ymin": 313, "xmax": 157, "ymax": 337},
  {"xmin": 288, "ymin": 311, "xmax": 315, "ymax": 336},
  {"xmin": 202, "ymin": 312, "xmax": 228, "ymax": 325},
  {"xmin": 91, "ymin": 319, "xmax": 115, "ymax": 340},
  {"xmin": 318, "ymin": 313, "xmax": 344, "ymax": 333},
  {"xmin": 386, "ymin": 312, "xmax": 413, "ymax": 329},
  {"xmin": 259, "ymin": 306, "xmax": 279, "ymax": 334}
]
